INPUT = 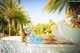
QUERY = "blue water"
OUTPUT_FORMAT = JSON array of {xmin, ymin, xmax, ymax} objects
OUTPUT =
[{"xmin": 26, "ymin": 26, "xmax": 42, "ymax": 44}]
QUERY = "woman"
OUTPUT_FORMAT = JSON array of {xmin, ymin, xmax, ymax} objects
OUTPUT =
[
  {"xmin": 24, "ymin": 28, "xmax": 42, "ymax": 44},
  {"xmin": 24, "ymin": 28, "xmax": 55, "ymax": 44}
]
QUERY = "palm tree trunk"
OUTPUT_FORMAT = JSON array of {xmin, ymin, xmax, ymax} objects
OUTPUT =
[
  {"xmin": 69, "ymin": 2, "xmax": 79, "ymax": 28},
  {"xmin": 72, "ymin": 10, "xmax": 78, "ymax": 27},
  {"xmin": 15, "ymin": 24, "xmax": 17, "ymax": 36},
  {"xmin": 3, "ymin": 28, "xmax": 4, "ymax": 37},
  {"xmin": 21, "ymin": 24, "xmax": 26, "ymax": 42},
  {"xmin": 9, "ymin": 19, "xmax": 12, "ymax": 36},
  {"xmin": 14, "ymin": 20, "xmax": 18, "ymax": 36}
]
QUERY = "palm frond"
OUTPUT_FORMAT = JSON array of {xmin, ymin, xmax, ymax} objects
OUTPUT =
[
  {"xmin": 17, "ymin": 0, "xmax": 21, "ymax": 5},
  {"xmin": 59, "ymin": 2, "xmax": 65, "ymax": 14},
  {"xmin": 10, "ymin": 0, "xmax": 12, "ymax": 8},
  {"xmin": 0, "ymin": 7, "xmax": 6, "ymax": 12},
  {"xmin": 52, "ymin": 0, "xmax": 62, "ymax": 13},
  {"xmin": 44, "ymin": 0, "xmax": 64, "ymax": 13},
  {"xmin": 0, "ymin": 1, "xmax": 7, "ymax": 9},
  {"xmin": 43, "ymin": 0, "xmax": 56, "ymax": 12}
]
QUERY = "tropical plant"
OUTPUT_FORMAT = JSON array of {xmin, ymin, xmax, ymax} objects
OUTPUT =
[
  {"xmin": 49, "ymin": 19, "xmax": 55, "ymax": 27},
  {"xmin": 44, "ymin": 0, "xmax": 80, "ymax": 28},
  {"xmin": 0, "ymin": 0, "xmax": 31, "ymax": 42},
  {"xmin": 0, "ymin": 12, "xmax": 8, "ymax": 36},
  {"xmin": 0, "ymin": 0, "xmax": 21, "ymax": 36},
  {"xmin": 31, "ymin": 20, "xmax": 55, "ymax": 36},
  {"xmin": 13, "ymin": 10, "xmax": 31, "ymax": 42}
]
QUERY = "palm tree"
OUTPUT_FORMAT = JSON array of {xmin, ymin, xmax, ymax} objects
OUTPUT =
[
  {"xmin": 0, "ymin": 12, "xmax": 8, "ymax": 36},
  {"xmin": 13, "ymin": 10, "xmax": 31, "ymax": 42},
  {"xmin": 0, "ymin": 0, "xmax": 21, "ymax": 36},
  {"xmin": 44, "ymin": 0, "xmax": 80, "ymax": 27}
]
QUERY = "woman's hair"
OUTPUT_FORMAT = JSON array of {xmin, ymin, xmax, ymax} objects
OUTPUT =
[{"xmin": 24, "ymin": 28, "xmax": 30, "ymax": 37}]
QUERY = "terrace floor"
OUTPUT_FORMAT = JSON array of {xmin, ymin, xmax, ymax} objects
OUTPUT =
[{"xmin": 0, "ymin": 36, "xmax": 79, "ymax": 53}]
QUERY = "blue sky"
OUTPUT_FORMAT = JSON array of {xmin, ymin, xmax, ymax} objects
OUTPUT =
[{"xmin": 21, "ymin": 0, "xmax": 65, "ymax": 25}]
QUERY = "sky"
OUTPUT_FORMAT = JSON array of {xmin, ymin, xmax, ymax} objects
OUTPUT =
[{"xmin": 21, "ymin": 0, "xmax": 65, "ymax": 25}]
